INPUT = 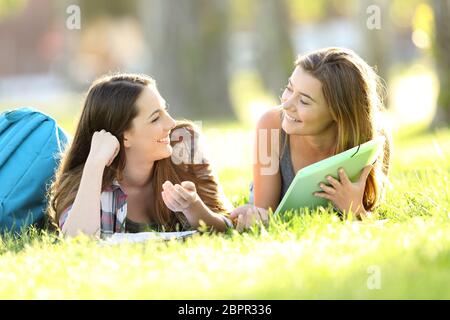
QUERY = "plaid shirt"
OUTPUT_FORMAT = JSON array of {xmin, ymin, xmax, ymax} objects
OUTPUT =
[
  {"xmin": 59, "ymin": 179, "xmax": 194, "ymax": 238},
  {"xmin": 59, "ymin": 127, "xmax": 233, "ymax": 238}
]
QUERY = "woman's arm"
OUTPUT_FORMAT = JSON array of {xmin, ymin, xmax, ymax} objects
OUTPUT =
[
  {"xmin": 61, "ymin": 130, "xmax": 120, "ymax": 237},
  {"xmin": 162, "ymin": 181, "xmax": 231, "ymax": 232},
  {"xmin": 165, "ymin": 126, "xmax": 234, "ymax": 232},
  {"xmin": 61, "ymin": 159, "xmax": 104, "ymax": 237},
  {"xmin": 229, "ymin": 108, "xmax": 282, "ymax": 231},
  {"xmin": 252, "ymin": 108, "xmax": 282, "ymax": 211},
  {"xmin": 182, "ymin": 191, "xmax": 231, "ymax": 232}
]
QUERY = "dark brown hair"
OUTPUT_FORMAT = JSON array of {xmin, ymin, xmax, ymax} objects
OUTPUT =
[{"xmin": 48, "ymin": 73, "xmax": 229, "ymax": 230}]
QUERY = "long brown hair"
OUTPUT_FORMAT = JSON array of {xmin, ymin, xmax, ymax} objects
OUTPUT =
[
  {"xmin": 48, "ymin": 73, "xmax": 229, "ymax": 231},
  {"xmin": 295, "ymin": 47, "xmax": 391, "ymax": 212}
]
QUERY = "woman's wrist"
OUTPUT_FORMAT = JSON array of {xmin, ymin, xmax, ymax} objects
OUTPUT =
[
  {"xmin": 182, "ymin": 198, "xmax": 228, "ymax": 231},
  {"xmin": 85, "ymin": 155, "xmax": 107, "ymax": 172},
  {"xmin": 182, "ymin": 197, "xmax": 202, "ymax": 220}
]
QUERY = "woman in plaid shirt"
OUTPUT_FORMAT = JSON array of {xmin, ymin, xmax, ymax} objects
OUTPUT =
[{"xmin": 48, "ymin": 73, "xmax": 233, "ymax": 238}]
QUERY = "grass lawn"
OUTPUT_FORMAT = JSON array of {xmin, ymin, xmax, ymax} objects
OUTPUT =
[{"xmin": 0, "ymin": 125, "xmax": 449, "ymax": 299}]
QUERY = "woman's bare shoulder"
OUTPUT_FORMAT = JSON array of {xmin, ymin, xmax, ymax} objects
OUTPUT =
[{"xmin": 256, "ymin": 107, "xmax": 282, "ymax": 130}]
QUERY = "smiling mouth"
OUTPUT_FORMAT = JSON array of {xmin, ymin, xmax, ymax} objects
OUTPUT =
[
  {"xmin": 285, "ymin": 113, "xmax": 302, "ymax": 123},
  {"xmin": 157, "ymin": 136, "xmax": 170, "ymax": 144}
]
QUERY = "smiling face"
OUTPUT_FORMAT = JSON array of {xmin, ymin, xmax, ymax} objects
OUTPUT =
[
  {"xmin": 123, "ymin": 85, "xmax": 176, "ymax": 163},
  {"xmin": 280, "ymin": 66, "xmax": 336, "ymax": 136}
]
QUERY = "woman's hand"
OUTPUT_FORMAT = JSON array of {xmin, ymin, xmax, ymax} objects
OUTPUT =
[
  {"xmin": 162, "ymin": 181, "xmax": 232, "ymax": 232},
  {"xmin": 161, "ymin": 181, "xmax": 200, "ymax": 214},
  {"xmin": 87, "ymin": 130, "xmax": 120, "ymax": 167},
  {"xmin": 314, "ymin": 165, "xmax": 373, "ymax": 218},
  {"xmin": 230, "ymin": 204, "xmax": 269, "ymax": 232},
  {"xmin": 62, "ymin": 129, "xmax": 119, "ymax": 237}
]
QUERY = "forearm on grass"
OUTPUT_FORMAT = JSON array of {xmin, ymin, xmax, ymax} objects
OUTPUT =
[{"xmin": 183, "ymin": 199, "xmax": 230, "ymax": 233}]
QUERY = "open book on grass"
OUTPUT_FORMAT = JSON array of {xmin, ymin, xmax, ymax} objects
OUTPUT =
[{"xmin": 102, "ymin": 230, "xmax": 198, "ymax": 245}]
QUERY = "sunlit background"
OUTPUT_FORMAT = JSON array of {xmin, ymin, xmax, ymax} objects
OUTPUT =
[
  {"xmin": 0, "ymin": 0, "xmax": 448, "ymax": 197},
  {"xmin": 1, "ymin": 1, "xmax": 450, "ymax": 300}
]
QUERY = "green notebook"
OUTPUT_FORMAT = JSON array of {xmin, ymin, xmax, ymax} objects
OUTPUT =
[{"xmin": 274, "ymin": 136, "xmax": 385, "ymax": 214}]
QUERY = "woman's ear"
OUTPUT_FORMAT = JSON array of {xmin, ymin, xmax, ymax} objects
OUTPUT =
[{"xmin": 123, "ymin": 131, "xmax": 132, "ymax": 148}]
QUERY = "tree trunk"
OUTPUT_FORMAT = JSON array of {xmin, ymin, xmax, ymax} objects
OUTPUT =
[
  {"xmin": 359, "ymin": 0, "xmax": 393, "ymax": 107},
  {"xmin": 139, "ymin": 0, "xmax": 234, "ymax": 120},
  {"xmin": 254, "ymin": 0, "xmax": 295, "ymax": 97},
  {"xmin": 431, "ymin": 0, "xmax": 450, "ymax": 128}
]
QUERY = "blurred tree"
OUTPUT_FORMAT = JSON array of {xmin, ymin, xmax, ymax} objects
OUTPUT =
[
  {"xmin": 359, "ymin": 0, "xmax": 393, "ymax": 97},
  {"xmin": 0, "ymin": 0, "xmax": 27, "ymax": 20},
  {"xmin": 254, "ymin": 0, "xmax": 295, "ymax": 97},
  {"xmin": 78, "ymin": 0, "xmax": 137, "ymax": 22},
  {"xmin": 390, "ymin": 0, "xmax": 425, "ymax": 29},
  {"xmin": 430, "ymin": 0, "xmax": 450, "ymax": 127},
  {"xmin": 230, "ymin": 0, "xmax": 256, "ymax": 31},
  {"xmin": 287, "ymin": 0, "xmax": 328, "ymax": 23},
  {"xmin": 140, "ymin": 0, "xmax": 234, "ymax": 120},
  {"xmin": 55, "ymin": 0, "xmax": 142, "ymax": 85}
]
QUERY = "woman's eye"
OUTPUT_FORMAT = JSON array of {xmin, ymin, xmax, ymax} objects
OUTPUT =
[
  {"xmin": 300, "ymin": 99, "xmax": 309, "ymax": 105},
  {"xmin": 151, "ymin": 117, "xmax": 159, "ymax": 123}
]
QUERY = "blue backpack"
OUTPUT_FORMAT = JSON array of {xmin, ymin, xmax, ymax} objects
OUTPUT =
[{"xmin": 0, "ymin": 107, "xmax": 69, "ymax": 233}]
